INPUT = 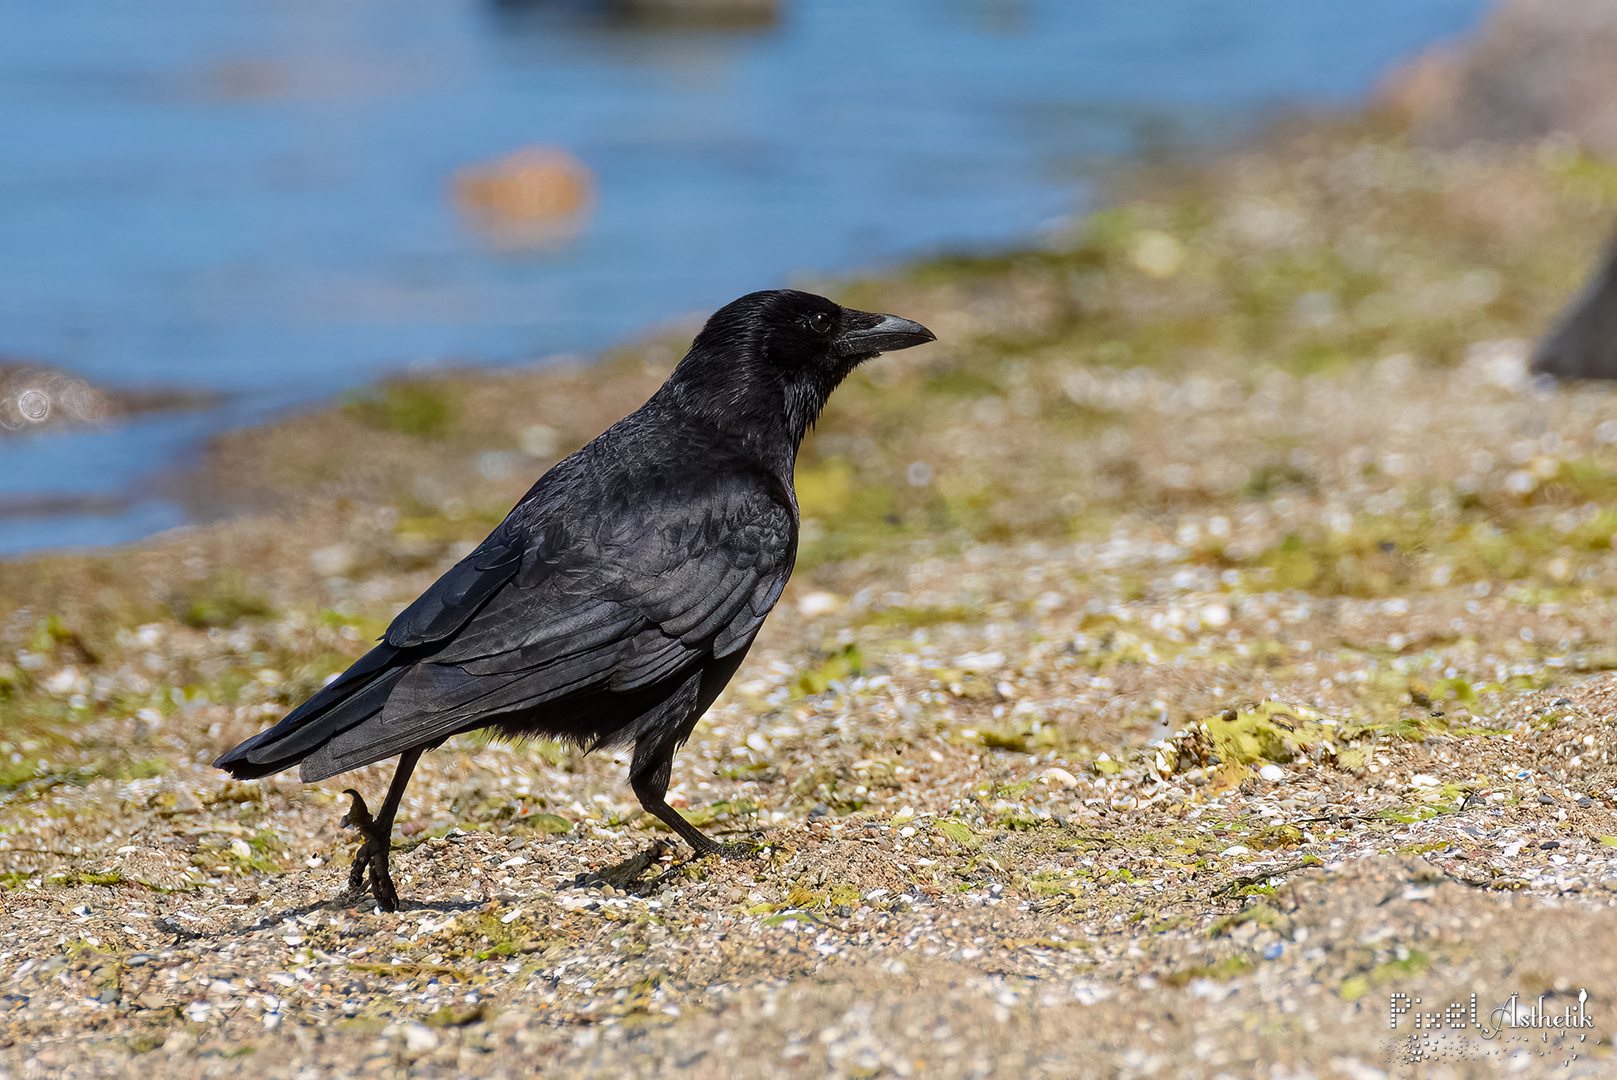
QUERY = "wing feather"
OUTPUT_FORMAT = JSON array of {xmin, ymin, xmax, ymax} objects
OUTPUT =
[{"xmin": 384, "ymin": 531, "xmax": 525, "ymax": 648}]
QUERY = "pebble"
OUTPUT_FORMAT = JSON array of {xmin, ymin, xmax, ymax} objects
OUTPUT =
[
  {"xmin": 559, "ymin": 894, "xmax": 600, "ymax": 912},
  {"xmin": 1039, "ymin": 767, "xmax": 1080, "ymax": 790},
  {"xmin": 403, "ymin": 1024, "xmax": 439, "ymax": 1054}
]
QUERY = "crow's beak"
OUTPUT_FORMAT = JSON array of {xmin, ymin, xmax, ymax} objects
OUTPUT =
[{"xmin": 835, "ymin": 310, "xmax": 936, "ymax": 357}]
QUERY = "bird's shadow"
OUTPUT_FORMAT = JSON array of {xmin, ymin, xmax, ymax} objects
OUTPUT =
[
  {"xmin": 591, "ymin": 833, "xmax": 769, "ymax": 896},
  {"xmin": 566, "ymin": 839, "xmax": 674, "ymax": 892}
]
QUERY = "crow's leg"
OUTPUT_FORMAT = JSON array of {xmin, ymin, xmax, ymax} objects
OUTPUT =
[
  {"xmin": 566, "ymin": 753, "xmax": 736, "ymax": 894},
  {"xmin": 341, "ymin": 793, "xmax": 373, "ymax": 894},
  {"xmin": 631, "ymin": 756, "xmax": 720, "ymax": 855},
  {"xmin": 615, "ymin": 666, "xmax": 758, "ymax": 871},
  {"xmin": 339, "ymin": 747, "xmax": 422, "ymax": 912},
  {"xmin": 630, "ymin": 755, "xmax": 753, "ymax": 859},
  {"xmin": 562, "ymin": 751, "xmax": 690, "ymax": 892}
]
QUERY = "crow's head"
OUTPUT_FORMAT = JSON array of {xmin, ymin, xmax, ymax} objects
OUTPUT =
[{"xmin": 668, "ymin": 289, "xmax": 934, "ymax": 454}]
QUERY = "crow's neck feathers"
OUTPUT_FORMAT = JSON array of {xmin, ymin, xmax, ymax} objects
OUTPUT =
[{"xmin": 658, "ymin": 337, "xmax": 856, "ymax": 474}]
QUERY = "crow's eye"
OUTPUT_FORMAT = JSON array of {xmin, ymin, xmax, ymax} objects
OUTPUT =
[{"xmin": 807, "ymin": 312, "xmax": 834, "ymax": 335}]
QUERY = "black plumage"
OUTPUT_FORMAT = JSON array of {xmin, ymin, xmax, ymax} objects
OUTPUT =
[{"xmin": 214, "ymin": 289, "xmax": 934, "ymax": 909}]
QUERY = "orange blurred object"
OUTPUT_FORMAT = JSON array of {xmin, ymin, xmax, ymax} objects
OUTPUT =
[{"xmin": 450, "ymin": 146, "xmax": 595, "ymax": 246}]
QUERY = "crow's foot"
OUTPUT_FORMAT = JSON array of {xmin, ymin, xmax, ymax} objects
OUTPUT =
[
  {"xmin": 337, "ymin": 789, "xmax": 401, "ymax": 912},
  {"xmin": 702, "ymin": 832, "xmax": 769, "ymax": 860},
  {"xmin": 629, "ymin": 837, "xmax": 764, "ymax": 895}
]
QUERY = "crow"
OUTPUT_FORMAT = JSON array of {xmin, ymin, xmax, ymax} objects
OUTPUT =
[{"xmin": 214, "ymin": 289, "xmax": 934, "ymax": 910}]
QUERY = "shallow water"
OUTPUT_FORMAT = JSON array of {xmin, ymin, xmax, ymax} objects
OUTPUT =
[{"xmin": 0, "ymin": 0, "xmax": 1484, "ymax": 554}]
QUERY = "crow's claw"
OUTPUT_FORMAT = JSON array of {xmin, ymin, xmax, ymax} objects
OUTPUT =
[
  {"xmin": 715, "ymin": 839, "xmax": 765, "ymax": 860},
  {"xmin": 337, "ymin": 789, "xmax": 400, "ymax": 912},
  {"xmin": 340, "ymin": 789, "xmax": 372, "ymax": 831}
]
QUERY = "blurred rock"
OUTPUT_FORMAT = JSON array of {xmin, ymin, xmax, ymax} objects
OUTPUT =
[
  {"xmin": 451, "ymin": 146, "xmax": 595, "ymax": 248},
  {"xmin": 0, "ymin": 362, "xmax": 215, "ymax": 436},
  {"xmin": 1534, "ymin": 237, "xmax": 1617, "ymax": 379},
  {"xmin": 1380, "ymin": 0, "xmax": 1617, "ymax": 156},
  {"xmin": 606, "ymin": 0, "xmax": 778, "ymax": 28},
  {"xmin": 0, "ymin": 366, "xmax": 106, "ymax": 431},
  {"xmin": 1462, "ymin": 339, "xmax": 1532, "ymax": 390},
  {"xmin": 1377, "ymin": 43, "xmax": 1464, "ymax": 131},
  {"xmin": 309, "ymin": 543, "xmax": 357, "ymax": 578},
  {"xmin": 795, "ymin": 591, "xmax": 842, "ymax": 618},
  {"xmin": 492, "ymin": 0, "xmax": 778, "ymax": 29},
  {"xmin": 518, "ymin": 423, "xmax": 560, "ymax": 458}
]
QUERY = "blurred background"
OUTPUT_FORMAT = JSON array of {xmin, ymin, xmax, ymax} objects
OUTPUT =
[{"xmin": 0, "ymin": 0, "xmax": 1490, "ymax": 554}]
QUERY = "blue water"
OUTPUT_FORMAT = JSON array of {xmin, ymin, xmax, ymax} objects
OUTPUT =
[{"xmin": 0, "ymin": 0, "xmax": 1486, "ymax": 554}]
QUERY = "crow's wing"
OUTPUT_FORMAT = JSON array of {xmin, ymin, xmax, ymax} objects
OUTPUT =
[
  {"xmin": 297, "ymin": 474, "xmax": 795, "ymax": 779},
  {"xmin": 213, "ymin": 527, "xmax": 528, "ymax": 778}
]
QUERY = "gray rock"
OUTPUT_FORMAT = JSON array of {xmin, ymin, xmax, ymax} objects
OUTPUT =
[{"xmin": 1533, "ymin": 236, "xmax": 1617, "ymax": 379}]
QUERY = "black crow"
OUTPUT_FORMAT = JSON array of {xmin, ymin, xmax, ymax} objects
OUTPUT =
[{"xmin": 214, "ymin": 289, "xmax": 934, "ymax": 910}]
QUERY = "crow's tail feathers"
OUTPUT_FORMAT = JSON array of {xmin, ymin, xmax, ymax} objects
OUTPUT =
[{"xmin": 212, "ymin": 643, "xmax": 408, "ymax": 781}]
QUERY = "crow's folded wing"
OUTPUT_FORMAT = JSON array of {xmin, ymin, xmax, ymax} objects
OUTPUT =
[
  {"xmin": 305, "ymin": 476, "xmax": 796, "ymax": 773},
  {"xmin": 412, "ymin": 479, "xmax": 791, "ymax": 704}
]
